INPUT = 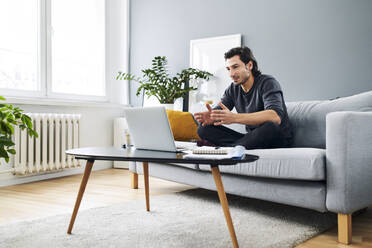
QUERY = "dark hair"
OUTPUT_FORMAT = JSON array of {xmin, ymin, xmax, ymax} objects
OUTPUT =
[{"xmin": 224, "ymin": 46, "xmax": 261, "ymax": 77}]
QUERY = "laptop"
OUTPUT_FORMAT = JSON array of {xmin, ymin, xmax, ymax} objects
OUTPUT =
[{"xmin": 123, "ymin": 106, "xmax": 186, "ymax": 153}]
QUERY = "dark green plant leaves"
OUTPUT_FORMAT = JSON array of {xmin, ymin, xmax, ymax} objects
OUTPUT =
[
  {"xmin": 0, "ymin": 96, "xmax": 39, "ymax": 165},
  {"xmin": 116, "ymin": 56, "xmax": 213, "ymax": 104},
  {"xmin": 7, "ymin": 149, "xmax": 16, "ymax": 155},
  {"xmin": 0, "ymin": 136, "xmax": 15, "ymax": 146}
]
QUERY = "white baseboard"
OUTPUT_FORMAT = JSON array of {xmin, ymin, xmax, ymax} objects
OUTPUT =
[
  {"xmin": 113, "ymin": 161, "xmax": 129, "ymax": 169},
  {"xmin": 0, "ymin": 161, "xmax": 113, "ymax": 187}
]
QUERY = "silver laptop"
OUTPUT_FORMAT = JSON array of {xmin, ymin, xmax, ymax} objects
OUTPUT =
[{"xmin": 123, "ymin": 106, "xmax": 181, "ymax": 152}]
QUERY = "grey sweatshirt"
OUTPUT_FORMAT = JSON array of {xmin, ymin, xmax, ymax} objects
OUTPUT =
[{"xmin": 217, "ymin": 74, "xmax": 293, "ymax": 139}]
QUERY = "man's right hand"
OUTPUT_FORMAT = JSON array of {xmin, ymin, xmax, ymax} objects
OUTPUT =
[{"xmin": 193, "ymin": 104, "xmax": 214, "ymax": 126}]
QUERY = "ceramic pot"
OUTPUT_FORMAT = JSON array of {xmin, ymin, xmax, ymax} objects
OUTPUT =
[{"xmin": 161, "ymin": 104, "xmax": 174, "ymax": 110}]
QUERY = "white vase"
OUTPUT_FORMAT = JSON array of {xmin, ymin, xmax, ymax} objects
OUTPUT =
[
  {"xmin": 161, "ymin": 104, "xmax": 174, "ymax": 110},
  {"xmin": 173, "ymin": 98, "xmax": 183, "ymax": 111}
]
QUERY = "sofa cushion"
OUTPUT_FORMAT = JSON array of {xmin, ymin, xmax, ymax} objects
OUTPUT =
[
  {"xmin": 198, "ymin": 148, "xmax": 326, "ymax": 181},
  {"xmin": 166, "ymin": 110, "xmax": 200, "ymax": 141},
  {"xmin": 287, "ymin": 90, "xmax": 372, "ymax": 148}
]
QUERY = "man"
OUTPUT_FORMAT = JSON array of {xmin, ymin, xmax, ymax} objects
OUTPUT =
[{"xmin": 194, "ymin": 46, "xmax": 292, "ymax": 149}]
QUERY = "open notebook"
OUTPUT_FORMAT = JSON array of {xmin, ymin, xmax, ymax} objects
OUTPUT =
[
  {"xmin": 184, "ymin": 145, "xmax": 246, "ymax": 160},
  {"xmin": 191, "ymin": 147, "xmax": 229, "ymax": 155}
]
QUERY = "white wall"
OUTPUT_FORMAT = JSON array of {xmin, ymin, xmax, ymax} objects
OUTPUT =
[{"xmin": 0, "ymin": 102, "xmax": 126, "ymax": 186}]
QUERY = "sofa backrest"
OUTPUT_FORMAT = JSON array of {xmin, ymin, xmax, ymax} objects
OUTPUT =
[{"xmin": 287, "ymin": 90, "xmax": 372, "ymax": 148}]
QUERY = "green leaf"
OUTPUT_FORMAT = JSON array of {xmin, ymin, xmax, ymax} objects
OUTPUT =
[
  {"xmin": 7, "ymin": 149, "xmax": 16, "ymax": 154},
  {"xmin": 28, "ymin": 129, "xmax": 39, "ymax": 138},
  {"xmin": 21, "ymin": 115, "xmax": 33, "ymax": 129},
  {"xmin": 0, "ymin": 98, "xmax": 40, "ymax": 163},
  {"xmin": 0, "ymin": 147, "xmax": 9, "ymax": 159},
  {"xmin": 0, "ymin": 136, "xmax": 15, "ymax": 146},
  {"xmin": 8, "ymin": 124, "xmax": 14, "ymax": 134},
  {"xmin": 0, "ymin": 121, "xmax": 13, "ymax": 134},
  {"xmin": 116, "ymin": 71, "xmax": 123, "ymax": 80}
]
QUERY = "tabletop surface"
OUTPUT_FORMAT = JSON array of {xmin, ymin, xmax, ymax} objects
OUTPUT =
[{"xmin": 66, "ymin": 146, "xmax": 259, "ymax": 166}]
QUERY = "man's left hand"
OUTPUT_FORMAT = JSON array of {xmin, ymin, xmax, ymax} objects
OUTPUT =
[{"xmin": 210, "ymin": 102, "xmax": 236, "ymax": 125}]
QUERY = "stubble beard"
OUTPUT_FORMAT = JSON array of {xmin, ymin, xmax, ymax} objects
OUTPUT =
[{"xmin": 234, "ymin": 72, "xmax": 249, "ymax": 86}]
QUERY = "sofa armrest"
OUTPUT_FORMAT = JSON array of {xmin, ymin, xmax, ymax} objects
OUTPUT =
[{"xmin": 326, "ymin": 111, "xmax": 372, "ymax": 214}]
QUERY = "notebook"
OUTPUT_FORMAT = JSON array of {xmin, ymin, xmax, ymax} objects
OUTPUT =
[
  {"xmin": 184, "ymin": 145, "xmax": 246, "ymax": 160},
  {"xmin": 192, "ymin": 147, "xmax": 229, "ymax": 155},
  {"xmin": 123, "ymin": 106, "xmax": 188, "ymax": 153}
]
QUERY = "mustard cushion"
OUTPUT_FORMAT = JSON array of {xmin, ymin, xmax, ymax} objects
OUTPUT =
[{"xmin": 166, "ymin": 110, "xmax": 200, "ymax": 141}]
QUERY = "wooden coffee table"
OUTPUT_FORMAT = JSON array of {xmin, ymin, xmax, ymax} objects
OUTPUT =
[{"xmin": 66, "ymin": 146, "xmax": 258, "ymax": 248}]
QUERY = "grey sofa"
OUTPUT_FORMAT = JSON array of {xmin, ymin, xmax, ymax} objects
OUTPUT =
[{"xmin": 129, "ymin": 90, "xmax": 372, "ymax": 244}]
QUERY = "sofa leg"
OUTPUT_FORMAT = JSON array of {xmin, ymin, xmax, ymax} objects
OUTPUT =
[
  {"xmin": 338, "ymin": 213, "xmax": 352, "ymax": 244},
  {"xmin": 131, "ymin": 172, "xmax": 138, "ymax": 189}
]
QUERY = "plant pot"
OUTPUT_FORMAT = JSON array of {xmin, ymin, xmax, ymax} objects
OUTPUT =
[{"xmin": 161, "ymin": 104, "xmax": 174, "ymax": 110}]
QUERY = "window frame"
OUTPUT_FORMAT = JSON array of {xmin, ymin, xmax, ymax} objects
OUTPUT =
[{"xmin": 0, "ymin": 0, "xmax": 111, "ymax": 102}]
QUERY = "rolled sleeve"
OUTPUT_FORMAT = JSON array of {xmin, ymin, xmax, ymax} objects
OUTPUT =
[{"xmin": 261, "ymin": 79, "xmax": 285, "ymax": 121}]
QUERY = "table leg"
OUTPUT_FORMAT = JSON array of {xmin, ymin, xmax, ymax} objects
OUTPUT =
[
  {"xmin": 67, "ymin": 160, "xmax": 94, "ymax": 234},
  {"xmin": 143, "ymin": 162, "xmax": 150, "ymax": 211},
  {"xmin": 211, "ymin": 166, "xmax": 239, "ymax": 248}
]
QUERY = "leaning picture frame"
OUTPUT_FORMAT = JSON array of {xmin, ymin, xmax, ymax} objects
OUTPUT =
[{"xmin": 189, "ymin": 34, "xmax": 241, "ymax": 114}]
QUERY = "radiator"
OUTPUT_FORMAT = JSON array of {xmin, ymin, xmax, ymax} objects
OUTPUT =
[{"xmin": 13, "ymin": 113, "xmax": 81, "ymax": 175}]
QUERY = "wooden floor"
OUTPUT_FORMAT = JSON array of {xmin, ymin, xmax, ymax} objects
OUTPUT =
[{"xmin": 0, "ymin": 168, "xmax": 371, "ymax": 247}]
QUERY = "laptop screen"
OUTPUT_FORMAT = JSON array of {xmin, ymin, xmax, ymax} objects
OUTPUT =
[{"xmin": 123, "ymin": 106, "xmax": 178, "ymax": 152}]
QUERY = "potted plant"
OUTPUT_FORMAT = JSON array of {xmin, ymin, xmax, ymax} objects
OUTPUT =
[
  {"xmin": 116, "ymin": 56, "xmax": 212, "ymax": 108},
  {"xmin": 0, "ymin": 96, "xmax": 38, "ymax": 165}
]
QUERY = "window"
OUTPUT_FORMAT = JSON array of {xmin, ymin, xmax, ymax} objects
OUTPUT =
[
  {"xmin": 0, "ymin": 0, "xmax": 39, "ymax": 92},
  {"xmin": 50, "ymin": 0, "xmax": 105, "ymax": 97},
  {"xmin": 0, "ymin": 0, "xmax": 106, "ymax": 100}
]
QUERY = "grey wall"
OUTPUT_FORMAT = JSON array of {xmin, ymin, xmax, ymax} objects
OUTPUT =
[{"xmin": 129, "ymin": 0, "xmax": 372, "ymax": 106}]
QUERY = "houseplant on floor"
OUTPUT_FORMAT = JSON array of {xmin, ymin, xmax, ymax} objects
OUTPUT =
[
  {"xmin": 0, "ymin": 96, "xmax": 38, "ymax": 165},
  {"xmin": 116, "ymin": 56, "xmax": 212, "ymax": 109}
]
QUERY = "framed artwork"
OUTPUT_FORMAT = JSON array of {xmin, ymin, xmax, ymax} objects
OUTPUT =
[{"xmin": 189, "ymin": 34, "xmax": 241, "ymax": 113}]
